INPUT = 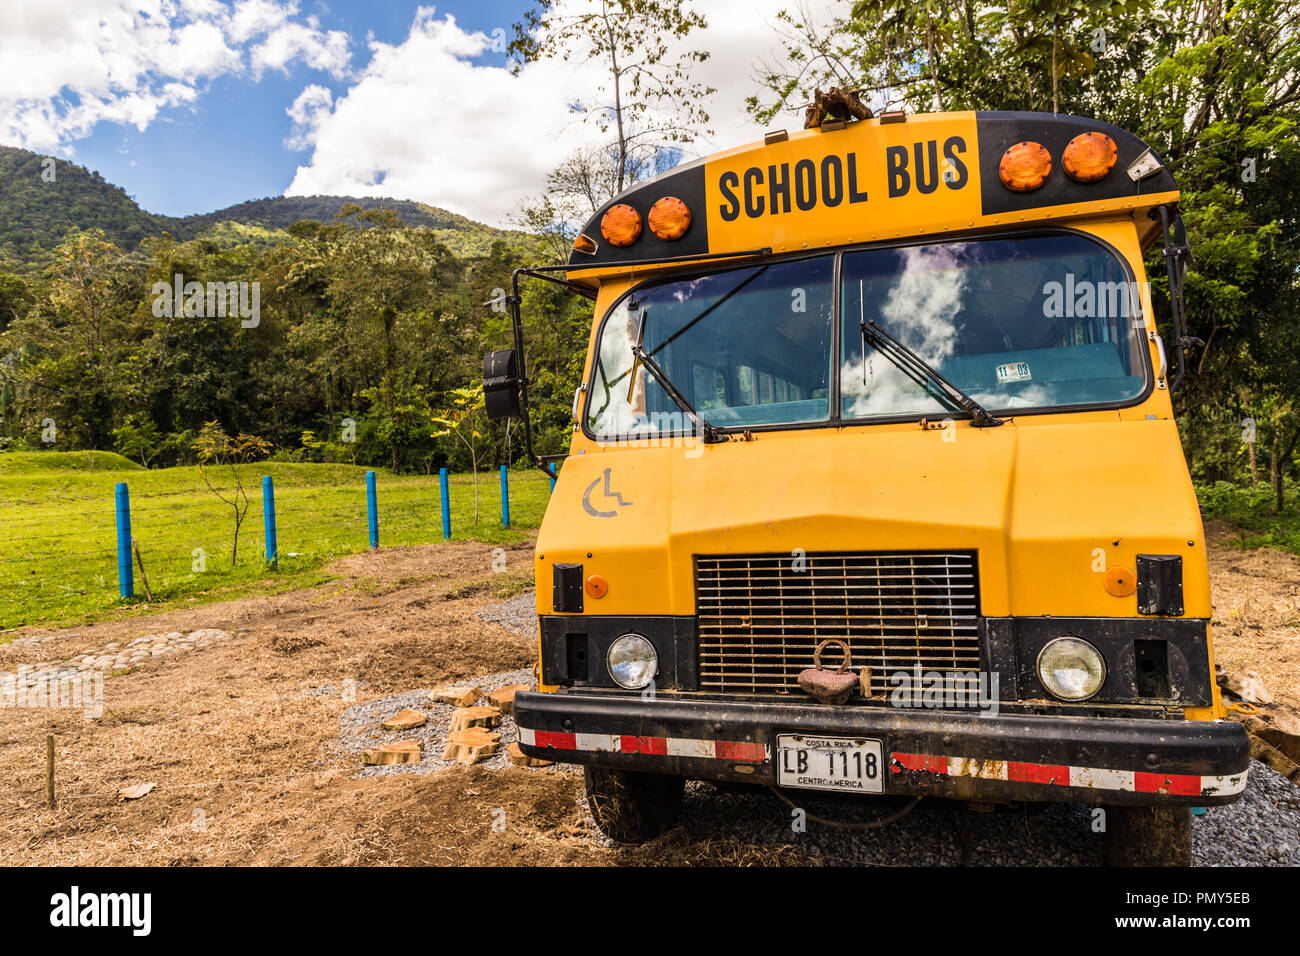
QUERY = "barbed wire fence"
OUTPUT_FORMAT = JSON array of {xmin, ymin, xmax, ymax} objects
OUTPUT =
[{"xmin": 0, "ymin": 465, "xmax": 555, "ymax": 631}]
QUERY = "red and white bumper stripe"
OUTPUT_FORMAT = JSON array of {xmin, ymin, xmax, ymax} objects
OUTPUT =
[
  {"xmin": 519, "ymin": 729, "xmax": 1246, "ymax": 796},
  {"xmin": 891, "ymin": 752, "xmax": 1248, "ymax": 797},
  {"xmin": 519, "ymin": 728, "xmax": 769, "ymax": 763}
]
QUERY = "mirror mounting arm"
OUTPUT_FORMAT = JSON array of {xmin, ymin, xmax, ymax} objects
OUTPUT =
[
  {"xmin": 506, "ymin": 269, "xmax": 555, "ymax": 481},
  {"xmin": 484, "ymin": 250, "xmax": 770, "ymax": 482},
  {"xmin": 1153, "ymin": 205, "xmax": 1194, "ymax": 393}
]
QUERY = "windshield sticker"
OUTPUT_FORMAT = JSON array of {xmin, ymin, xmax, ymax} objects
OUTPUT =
[{"xmin": 995, "ymin": 362, "xmax": 1032, "ymax": 384}]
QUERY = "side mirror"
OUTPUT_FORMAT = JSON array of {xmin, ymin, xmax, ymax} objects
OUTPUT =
[
  {"xmin": 483, "ymin": 349, "xmax": 522, "ymax": 421},
  {"xmin": 1170, "ymin": 212, "xmax": 1192, "ymax": 290}
]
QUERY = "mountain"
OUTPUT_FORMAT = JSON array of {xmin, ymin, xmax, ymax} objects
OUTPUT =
[
  {"xmin": 0, "ymin": 145, "xmax": 524, "ymax": 267},
  {"xmin": 0, "ymin": 146, "xmax": 165, "ymax": 264}
]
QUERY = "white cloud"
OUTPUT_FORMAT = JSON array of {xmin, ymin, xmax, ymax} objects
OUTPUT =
[
  {"xmin": 0, "ymin": 0, "xmax": 352, "ymax": 153},
  {"xmin": 284, "ymin": 0, "xmax": 808, "ymax": 226},
  {"xmin": 250, "ymin": 21, "xmax": 351, "ymax": 79},
  {"xmin": 229, "ymin": 0, "xmax": 292, "ymax": 43},
  {"xmin": 285, "ymin": 83, "xmax": 333, "ymax": 150}
]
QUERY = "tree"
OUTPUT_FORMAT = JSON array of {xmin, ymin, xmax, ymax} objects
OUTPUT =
[
  {"xmin": 510, "ymin": 0, "xmax": 714, "ymax": 195},
  {"xmin": 432, "ymin": 385, "xmax": 487, "ymax": 524},
  {"xmin": 748, "ymin": 0, "xmax": 1149, "ymax": 122},
  {"xmin": 359, "ymin": 382, "xmax": 437, "ymax": 473},
  {"xmin": 112, "ymin": 420, "xmax": 162, "ymax": 468},
  {"xmin": 0, "ymin": 272, "xmax": 32, "ymax": 333},
  {"xmin": 192, "ymin": 422, "xmax": 273, "ymax": 566}
]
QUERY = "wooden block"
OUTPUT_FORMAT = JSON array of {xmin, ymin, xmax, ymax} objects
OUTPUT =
[
  {"xmin": 449, "ymin": 705, "xmax": 502, "ymax": 733},
  {"xmin": 381, "ymin": 707, "xmax": 428, "ymax": 731},
  {"xmin": 429, "ymin": 685, "xmax": 481, "ymax": 708},
  {"xmin": 362, "ymin": 739, "xmax": 423, "ymax": 766},
  {"xmin": 487, "ymin": 683, "xmax": 530, "ymax": 715},
  {"xmin": 507, "ymin": 741, "xmax": 552, "ymax": 768},
  {"xmin": 442, "ymin": 729, "xmax": 501, "ymax": 765}
]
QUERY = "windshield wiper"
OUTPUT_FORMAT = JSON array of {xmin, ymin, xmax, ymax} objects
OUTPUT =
[
  {"xmin": 861, "ymin": 319, "xmax": 1007, "ymax": 428},
  {"xmin": 631, "ymin": 343, "xmax": 729, "ymax": 444},
  {"xmin": 628, "ymin": 304, "xmax": 728, "ymax": 444}
]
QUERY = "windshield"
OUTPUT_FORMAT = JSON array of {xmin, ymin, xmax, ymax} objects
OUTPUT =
[
  {"xmin": 586, "ymin": 256, "xmax": 834, "ymax": 437},
  {"xmin": 842, "ymin": 234, "xmax": 1147, "ymax": 417},
  {"xmin": 585, "ymin": 232, "xmax": 1148, "ymax": 439}
]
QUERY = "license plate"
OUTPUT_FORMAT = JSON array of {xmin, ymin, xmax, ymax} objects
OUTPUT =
[{"xmin": 776, "ymin": 734, "xmax": 884, "ymax": 793}]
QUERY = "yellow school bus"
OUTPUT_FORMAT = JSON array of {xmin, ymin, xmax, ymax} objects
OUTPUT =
[{"xmin": 484, "ymin": 109, "xmax": 1249, "ymax": 865}]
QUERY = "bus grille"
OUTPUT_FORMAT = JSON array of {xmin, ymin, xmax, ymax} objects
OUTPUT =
[{"xmin": 695, "ymin": 551, "xmax": 981, "ymax": 696}]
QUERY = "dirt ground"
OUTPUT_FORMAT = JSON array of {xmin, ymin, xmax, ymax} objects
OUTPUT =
[
  {"xmin": 0, "ymin": 540, "xmax": 800, "ymax": 865},
  {"xmin": 1206, "ymin": 521, "xmax": 1300, "ymax": 719},
  {"xmin": 0, "ymin": 531, "xmax": 1296, "ymax": 866}
]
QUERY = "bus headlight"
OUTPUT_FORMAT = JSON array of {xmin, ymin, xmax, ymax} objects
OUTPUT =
[
  {"xmin": 1036, "ymin": 637, "xmax": 1106, "ymax": 701},
  {"xmin": 607, "ymin": 634, "xmax": 657, "ymax": 689}
]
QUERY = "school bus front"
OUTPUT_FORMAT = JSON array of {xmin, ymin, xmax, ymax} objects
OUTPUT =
[{"xmin": 495, "ymin": 110, "xmax": 1250, "ymax": 864}]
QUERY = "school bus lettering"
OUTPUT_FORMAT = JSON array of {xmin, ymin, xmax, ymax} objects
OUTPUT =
[
  {"xmin": 886, "ymin": 136, "xmax": 969, "ymax": 197},
  {"xmin": 718, "ymin": 151, "xmax": 870, "ymax": 221}
]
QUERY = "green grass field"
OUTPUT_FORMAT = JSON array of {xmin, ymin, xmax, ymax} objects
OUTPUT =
[{"xmin": 0, "ymin": 451, "xmax": 553, "ymax": 631}]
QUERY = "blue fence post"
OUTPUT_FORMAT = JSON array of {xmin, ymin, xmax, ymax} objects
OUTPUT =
[
  {"xmin": 439, "ymin": 467, "xmax": 451, "ymax": 540},
  {"xmin": 262, "ymin": 475, "xmax": 278, "ymax": 567},
  {"xmin": 366, "ymin": 470, "xmax": 379, "ymax": 551},
  {"xmin": 114, "ymin": 482, "xmax": 134, "ymax": 599},
  {"xmin": 548, "ymin": 464, "xmax": 556, "ymax": 493},
  {"xmin": 500, "ymin": 465, "xmax": 510, "ymax": 528}
]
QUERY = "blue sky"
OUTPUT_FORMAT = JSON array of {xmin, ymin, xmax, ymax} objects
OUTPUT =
[
  {"xmin": 71, "ymin": 1, "xmax": 526, "ymax": 217},
  {"xmin": 0, "ymin": 1, "xmax": 791, "ymax": 225}
]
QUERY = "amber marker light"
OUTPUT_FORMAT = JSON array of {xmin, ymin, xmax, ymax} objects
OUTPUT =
[
  {"xmin": 1104, "ymin": 566, "xmax": 1137, "ymax": 597},
  {"xmin": 600, "ymin": 204, "xmax": 642, "ymax": 247},
  {"xmin": 573, "ymin": 233, "xmax": 598, "ymax": 255},
  {"xmin": 647, "ymin": 196, "xmax": 692, "ymax": 240},
  {"xmin": 999, "ymin": 141, "xmax": 1052, "ymax": 192},
  {"xmin": 1063, "ymin": 132, "xmax": 1118, "ymax": 183},
  {"xmin": 585, "ymin": 574, "xmax": 608, "ymax": 599}
]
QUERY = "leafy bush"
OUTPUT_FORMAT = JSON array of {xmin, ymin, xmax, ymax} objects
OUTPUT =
[{"xmin": 1197, "ymin": 478, "xmax": 1300, "ymax": 554}]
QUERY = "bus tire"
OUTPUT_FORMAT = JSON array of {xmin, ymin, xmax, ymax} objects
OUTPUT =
[
  {"xmin": 1103, "ymin": 805, "xmax": 1192, "ymax": 866},
  {"xmin": 584, "ymin": 766, "xmax": 685, "ymax": 844}
]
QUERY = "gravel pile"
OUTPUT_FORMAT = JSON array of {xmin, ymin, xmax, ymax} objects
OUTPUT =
[
  {"xmin": 338, "ymin": 667, "xmax": 549, "ymax": 778},
  {"xmin": 477, "ymin": 592, "xmax": 537, "ymax": 637},
  {"xmin": 1191, "ymin": 762, "xmax": 1300, "ymax": 866}
]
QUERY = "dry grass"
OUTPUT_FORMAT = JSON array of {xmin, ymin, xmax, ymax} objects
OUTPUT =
[{"xmin": 1207, "ymin": 520, "xmax": 1300, "ymax": 717}]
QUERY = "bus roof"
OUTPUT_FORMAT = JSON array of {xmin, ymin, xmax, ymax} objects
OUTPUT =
[{"xmin": 566, "ymin": 110, "xmax": 1179, "ymax": 284}]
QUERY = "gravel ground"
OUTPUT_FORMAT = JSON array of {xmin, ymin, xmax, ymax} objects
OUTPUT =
[
  {"xmin": 627, "ymin": 761, "xmax": 1300, "ymax": 866},
  {"xmin": 338, "ymin": 667, "xmax": 541, "ymax": 777},
  {"xmin": 1191, "ymin": 762, "xmax": 1300, "ymax": 866},
  {"xmin": 335, "ymin": 592, "xmax": 556, "ymax": 778},
  {"xmin": 477, "ymin": 591, "xmax": 537, "ymax": 637}
]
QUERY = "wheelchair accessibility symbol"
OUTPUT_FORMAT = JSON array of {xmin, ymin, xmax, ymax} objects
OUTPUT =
[{"xmin": 582, "ymin": 468, "xmax": 634, "ymax": 519}]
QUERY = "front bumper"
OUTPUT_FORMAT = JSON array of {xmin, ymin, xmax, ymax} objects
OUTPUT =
[{"xmin": 514, "ymin": 691, "xmax": 1251, "ymax": 806}]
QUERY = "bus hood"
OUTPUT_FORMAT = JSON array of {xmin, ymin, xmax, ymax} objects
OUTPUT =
[{"xmin": 535, "ymin": 416, "xmax": 1207, "ymax": 619}]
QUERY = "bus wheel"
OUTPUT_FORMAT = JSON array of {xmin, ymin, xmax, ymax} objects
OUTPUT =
[
  {"xmin": 1103, "ymin": 805, "xmax": 1192, "ymax": 866},
  {"xmin": 584, "ymin": 767, "xmax": 685, "ymax": 844}
]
